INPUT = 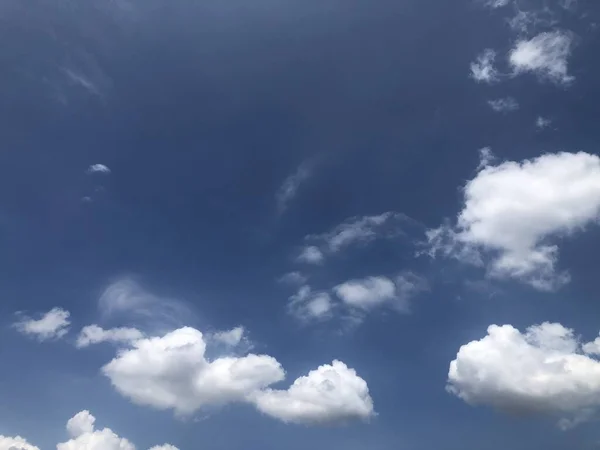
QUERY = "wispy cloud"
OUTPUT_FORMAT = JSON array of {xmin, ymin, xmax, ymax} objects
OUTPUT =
[
  {"xmin": 487, "ymin": 97, "xmax": 519, "ymax": 113},
  {"xmin": 287, "ymin": 285, "xmax": 334, "ymax": 322},
  {"xmin": 470, "ymin": 49, "xmax": 499, "ymax": 84},
  {"xmin": 296, "ymin": 246, "xmax": 324, "ymax": 265},
  {"xmin": 86, "ymin": 164, "xmax": 111, "ymax": 175},
  {"xmin": 536, "ymin": 116, "xmax": 552, "ymax": 129},
  {"xmin": 276, "ymin": 162, "xmax": 312, "ymax": 213},
  {"xmin": 14, "ymin": 307, "xmax": 71, "ymax": 341}
]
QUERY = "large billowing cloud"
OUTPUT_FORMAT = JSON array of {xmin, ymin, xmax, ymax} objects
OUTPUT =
[
  {"xmin": 100, "ymin": 326, "xmax": 373, "ymax": 425},
  {"xmin": 0, "ymin": 436, "xmax": 40, "ymax": 450},
  {"xmin": 427, "ymin": 151, "xmax": 600, "ymax": 290},
  {"xmin": 448, "ymin": 322, "xmax": 600, "ymax": 428},
  {"xmin": 252, "ymin": 360, "xmax": 375, "ymax": 425}
]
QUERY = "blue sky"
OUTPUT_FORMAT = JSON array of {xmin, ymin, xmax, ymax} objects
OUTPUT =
[{"xmin": 3, "ymin": 0, "xmax": 600, "ymax": 449}]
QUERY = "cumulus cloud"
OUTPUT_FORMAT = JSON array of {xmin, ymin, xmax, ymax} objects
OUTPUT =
[
  {"xmin": 276, "ymin": 162, "xmax": 312, "ymax": 213},
  {"xmin": 76, "ymin": 325, "xmax": 145, "ymax": 348},
  {"xmin": 487, "ymin": 97, "xmax": 519, "ymax": 113},
  {"xmin": 0, "ymin": 436, "xmax": 39, "ymax": 450},
  {"xmin": 334, "ymin": 272, "xmax": 428, "ymax": 314},
  {"xmin": 470, "ymin": 49, "xmax": 499, "ymax": 83},
  {"xmin": 426, "ymin": 151, "xmax": 600, "ymax": 290},
  {"xmin": 14, "ymin": 307, "xmax": 71, "ymax": 341},
  {"xmin": 252, "ymin": 360, "xmax": 375, "ymax": 425},
  {"xmin": 101, "ymin": 326, "xmax": 372, "ymax": 426},
  {"xmin": 288, "ymin": 286, "xmax": 334, "ymax": 322},
  {"xmin": 297, "ymin": 246, "xmax": 324, "ymax": 265},
  {"xmin": 509, "ymin": 31, "xmax": 574, "ymax": 84},
  {"xmin": 86, "ymin": 164, "xmax": 111, "ymax": 174},
  {"xmin": 102, "ymin": 327, "xmax": 285, "ymax": 416},
  {"xmin": 448, "ymin": 322, "xmax": 600, "ymax": 428},
  {"xmin": 2, "ymin": 411, "xmax": 178, "ymax": 450}
]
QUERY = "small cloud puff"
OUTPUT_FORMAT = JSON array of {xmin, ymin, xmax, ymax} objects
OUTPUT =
[
  {"xmin": 14, "ymin": 307, "xmax": 71, "ymax": 341},
  {"xmin": 86, "ymin": 164, "xmax": 111, "ymax": 174}
]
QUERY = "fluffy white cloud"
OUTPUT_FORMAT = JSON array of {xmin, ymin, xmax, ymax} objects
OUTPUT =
[
  {"xmin": 426, "ymin": 151, "xmax": 600, "ymax": 290},
  {"xmin": 297, "ymin": 246, "xmax": 324, "ymax": 265},
  {"xmin": 276, "ymin": 162, "xmax": 312, "ymax": 213},
  {"xmin": 334, "ymin": 273, "xmax": 427, "ymax": 313},
  {"xmin": 252, "ymin": 360, "xmax": 375, "ymax": 425},
  {"xmin": 86, "ymin": 164, "xmax": 111, "ymax": 174},
  {"xmin": 14, "ymin": 307, "xmax": 70, "ymax": 341},
  {"xmin": 470, "ymin": 49, "xmax": 499, "ymax": 83},
  {"xmin": 148, "ymin": 446, "xmax": 179, "ymax": 450},
  {"xmin": 102, "ymin": 327, "xmax": 285, "ymax": 416},
  {"xmin": 448, "ymin": 322, "xmax": 600, "ymax": 427},
  {"xmin": 76, "ymin": 325, "xmax": 144, "ymax": 348},
  {"xmin": 487, "ymin": 97, "xmax": 519, "ymax": 113},
  {"xmin": 212, "ymin": 326, "xmax": 245, "ymax": 347},
  {"xmin": 0, "ymin": 436, "xmax": 39, "ymax": 450},
  {"xmin": 288, "ymin": 286, "xmax": 334, "ymax": 321},
  {"xmin": 509, "ymin": 31, "xmax": 574, "ymax": 84}
]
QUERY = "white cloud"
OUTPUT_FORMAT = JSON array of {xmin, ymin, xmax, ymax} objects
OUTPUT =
[
  {"xmin": 481, "ymin": 0, "xmax": 510, "ymax": 8},
  {"xmin": 334, "ymin": 273, "xmax": 428, "ymax": 313},
  {"xmin": 212, "ymin": 326, "xmax": 245, "ymax": 347},
  {"xmin": 102, "ymin": 327, "xmax": 285, "ymax": 416},
  {"xmin": 86, "ymin": 164, "xmax": 111, "ymax": 175},
  {"xmin": 277, "ymin": 162, "xmax": 312, "ymax": 213},
  {"xmin": 470, "ymin": 49, "xmax": 499, "ymax": 83},
  {"xmin": 509, "ymin": 31, "xmax": 574, "ymax": 84},
  {"xmin": 448, "ymin": 322, "xmax": 600, "ymax": 428},
  {"xmin": 477, "ymin": 147, "xmax": 496, "ymax": 170},
  {"xmin": 0, "ymin": 436, "xmax": 39, "ymax": 450},
  {"xmin": 426, "ymin": 152, "xmax": 600, "ymax": 290},
  {"xmin": 536, "ymin": 116, "xmax": 552, "ymax": 129},
  {"xmin": 251, "ymin": 360, "xmax": 375, "ymax": 425},
  {"xmin": 14, "ymin": 307, "xmax": 70, "ymax": 341},
  {"xmin": 288, "ymin": 286, "xmax": 334, "ymax": 322},
  {"xmin": 98, "ymin": 279, "xmax": 192, "ymax": 329},
  {"xmin": 278, "ymin": 271, "xmax": 307, "ymax": 285},
  {"xmin": 1, "ymin": 411, "xmax": 178, "ymax": 450},
  {"xmin": 487, "ymin": 97, "xmax": 519, "ymax": 113},
  {"xmin": 76, "ymin": 325, "xmax": 145, "ymax": 348},
  {"xmin": 297, "ymin": 246, "xmax": 324, "ymax": 265},
  {"xmin": 306, "ymin": 211, "xmax": 412, "ymax": 253}
]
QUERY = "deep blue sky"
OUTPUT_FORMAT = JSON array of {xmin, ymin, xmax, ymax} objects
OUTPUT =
[{"xmin": 2, "ymin": 0, "xmax": 600, "ymax": 449}]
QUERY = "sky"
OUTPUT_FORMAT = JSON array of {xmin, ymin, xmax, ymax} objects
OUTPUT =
[{"xmin": 3, "ymin": 0, "xmax": 600, "ymax": 448}]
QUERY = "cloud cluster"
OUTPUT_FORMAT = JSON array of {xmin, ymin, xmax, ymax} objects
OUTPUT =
[
  {"xmin": 1, "ymin": 410, "xmax": 177, "ymax": 450},
  {"xmin": 14, "ymin": 307, "xmax": 71, "ymax": 341},
  {"xmin": 426, "ymin": 151, "xmax": 600, "ymax": 290},
  {"xmin": 101, "ymin": 327, "xmax": 374, "ymax": 424},
  {"xmin": 448, "ymin": 322, "xmax": 600, "ymax": 427}
]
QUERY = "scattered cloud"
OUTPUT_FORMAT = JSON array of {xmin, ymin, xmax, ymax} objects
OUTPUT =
[
  {"xmin": 278, "ymin": 271, "xmax": 308, "ymax": 286},
  {"xmin": 297, "ymin": 246, "xmax": 324, "ymax": 265},
  {"xmin": 276, "ymin": 162, "xmax": 312, "ymax": 213},
  {"xmin": 448, "ymin": 322, "xmax": 600, "ymax": 428},
  {"xmin": 86, "ymin": 164, "xmax": 111, "ymax": 175},
  {"xmin": 425, "ymin": 152, "xmax": 600, "ymax": 290},
  {"xmin": 76, "ymin": 325, "xmax": 145, "ymax": 348},
  {"xmin": 487, "ymin": 97, "xmax": 519, "ymax": 113},
  {"xmin": 480, "ymin": 0, "xmax": 510, "ymax": 8},
  {"xmin": 251, "ymin": 360, "xmax": 375, "ymax": 425},
  {"xmin": 470, "ymin": 49, "xmax": 499, "ymax": 83},
  {"xmin": 212, "ymin": 326, "xmax": 246, "ymax": 347},
  {"xmin": 509, "ymin": 31, "xmax": 574, "ymax": 84},
  {"xmin": 14, "ymin": 307, "xmax": 71, "ymax": 341},
  {"xmin": 536, "ymin": 116, "xmax": 552, "ymax": 129},
  {"xmin": 334, "ymin": 272, "xmax": 428, "ymax": 314},
  {"xmin": 477, "ymin": 147, "xmax": 496, "ymax": 170},
  {"xmin": 288, "ymin": 286, "xmax": 334, "ymax": 322}
]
